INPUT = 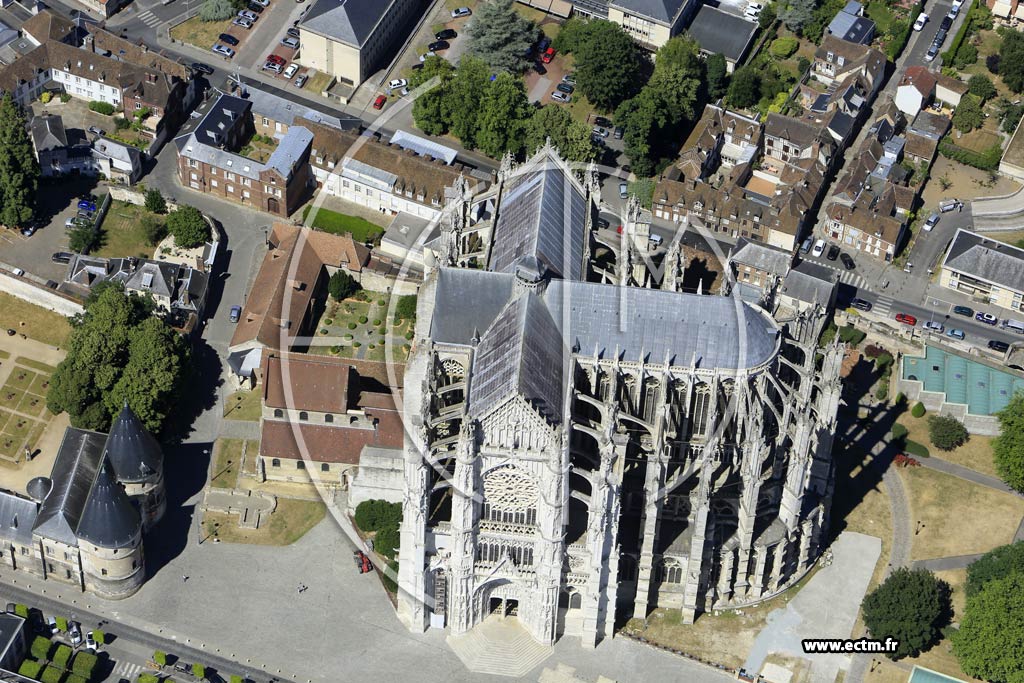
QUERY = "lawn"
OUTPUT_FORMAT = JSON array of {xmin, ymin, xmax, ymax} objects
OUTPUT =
[
  {"xmin": 306, "ymin": 293, "xmax": 413, "ymax": 362},
  {"xmin": 94, "ymin": 201, "xmax": 160, "ymax": 259},
  {"xmin": 301, "ymin": 205, "xmax": 385, "ymax": 243},
  {"xmin": 956, "ymin": 128, "xmax": 1003, "ymax": 155},
  {"xmin": 0, "ymin": 294, "xmax": 71, "ymax": 347},
  {"xmin": 900, "ymin": 465, "xmax": 1024, "ymax": 560},
  {"xmin": 223, "ymin": 390, "xmax": 263, "ymax": 421},
  {"xmin": 514, "ymin": 4, "xmax": 562, "ymax": 40},
  {"xmin": 238, "ymin": 136, "xmax": 278, "ymax": 164},
  {"xmin": 897, "ymin": 413, "xmax": 999, "ymax": 478},
  {"xmin": 209, "ymin": 438, "xmax": 247, "ymax": 489},
  {"xmin": 170, "ymin": 15, "xmax": 232, "ymax": 52},
  {"xmin": 865, "ymin": 1, "xmax": 901, "ymax": 36},
  {"xmin": 204, "ymin": 498, "xmax": 326, "ymax": 545},
  {"xmin": 304, "ymin": 70, "xmax": 333, "ymax": 94},
  {"xmin": 981, "ymin": 228, "xmax": 1024, "ymax": 247}
]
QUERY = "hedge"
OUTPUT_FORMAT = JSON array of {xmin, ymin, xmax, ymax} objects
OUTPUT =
[
  {"xmin": 72, "ymin": 650, "xmax": 98, "ymax": 678},
  {"xmin": 52, "ymin": 643, "xmax": 72, "ymax": 668},
  {"xmin": 354, "ymin": 500, "xmax": 402, "ymax": 533},
  {"xmin": 18, "ymin": 660, "xmax": 42, "ymax": 679},
  {"xmin": 904, "ymin": 439, "xmax": 931, "ymax": 458},
  {"xmin": 88, "ymin": 100, "xmax": 116, "ymax": 115},
  {"xmin": 912, "ymin": 402, "xmax": 927, "ymax": 418},
  {"xmin": 30, "ymin": 635, "xmax": 51, "ymax": 661},
  {"xmin": 939, "ymin": 138, "xmax": 1002, "ymax": 170},
  {"xmin": 65, "ymin": 675, "xmax": 87, "ymax": 683},
  {"xmin": 892, "ymin": 423, "xmax": 909, "ymax": 440},
  {"xmin": 942, "ymin": 0, "xmax": 979, "ymax": 64},
  {"xmin": 40, "ymin": 666, "xmax": 62, "ymax": 683}
]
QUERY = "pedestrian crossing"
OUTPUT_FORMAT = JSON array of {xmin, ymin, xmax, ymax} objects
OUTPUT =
[
  {"xmin": 112, "ymin": 660, "xmax": 145, "ymax": 680},
  {"xmin": 813, "ymin": 260, "xmax": 871, "ymax": 290},
  {"xmin": 871, "ymin": 295, "xmax": 894, "ymax": 316},
  {"xmin": 137, "ymin": 10, "xmax": 163, "ymax": 28}
]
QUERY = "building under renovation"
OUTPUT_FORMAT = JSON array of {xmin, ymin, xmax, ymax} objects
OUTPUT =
[{"xmin": 395, "ymin": 144, "xmax": 844, "ymax": 647}]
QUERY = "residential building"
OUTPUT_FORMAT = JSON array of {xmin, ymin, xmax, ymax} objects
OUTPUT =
[
  {"xmin": 395, "ymin": 145, "xmax": 843, "ymax": 647},
  {"xmin": 297, "ymin": 0, "xmax": 425, "ymax": 96},
  {"xmin": 0, "ymin": 405, "xmax": 165, "ymax": 599},
  {"xmin": 895, "ymin": 66, "xmax": 937, "ymax": 116},
  {"xmin": 91, "ymin": 136, "xmax": 144, "ymax": 184},
  {"xmin": 21, "ymin": 10, "xmax": 80, "ymax": 47},
  {"xmin": 174, "ymin": 92, "xmax": 313, "ymax": 217},
  {"xmin": 227, "ymin": 223, "xmax": 370, "ymax": 377},
  {"xmin": 234, "ymin": 80, "xmax": 349, "ymax": 138},
  {"xmin": 727, "ymin": 237, "xmax": 793, "ymax": 292},
  {"xmin": 987, "ymin": 0, "xmax": 1024, "ymax": 22},
  {"xmin": 934, "ymin": 73, "xmax": 968, "ymax": 108},
  {"xmin": 30, "ymin": 113, "xmax": 144, "ymax": 183},
  {"xmin": 258, "ymin": 353, "xmax": 403, "ymax": 488},
  {"xmin": 905, "ymin": 109, "xmax": 951, "ymax": 166},
  {"xmin": 684, "ymin": 4, "xmax": 757, "ymax": 71},
  {"xmin": 810, "ymin": 36, "xmax": 886, "ymax": 92},
  {"xmin": 827, "ymin": 1, "xmax": 875, "ymax": 45},
  {"xmin": 606, "ymin": 0, "xmax": 698, "ymax": 50},
  {"xmin": 940, "ymin": 228, "xmax": 1024, "ymax": 312}
]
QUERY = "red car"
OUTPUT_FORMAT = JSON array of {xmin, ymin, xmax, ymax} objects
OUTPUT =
[
  {"xmin": 353, "ymin": 550, "xmax": 372, "ymax": 574},
  {"xmin": 541, "ymin": 47, "xmax": 556, "ymax": 63},
  {"xmin": 266, "ymin": 54, "xmax": 285, "ymax": 65},
  {"xmin": 895, "ymin": 313, "xmax": 917, "ymax": 326},
  {"xmin": 372, "ymin": 94, "xmax": 386, "ymax": 110}
]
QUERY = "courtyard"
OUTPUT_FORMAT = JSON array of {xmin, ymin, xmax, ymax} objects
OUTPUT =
[{"xmin": 306, "ymin": 289, "xmax": 414, "ymax": 363}]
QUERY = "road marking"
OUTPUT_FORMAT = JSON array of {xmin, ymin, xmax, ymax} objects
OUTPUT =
[
  {"xmin": 114, "ymin": 661, "xmax": 142, "ymax": 678},
  {"xmin": 137, "ymin": 10, "xmax": 162, "ymax": 27},
  {"xmin": 872, "ymin": 296, "xmax": 894, "ymax": 316}
]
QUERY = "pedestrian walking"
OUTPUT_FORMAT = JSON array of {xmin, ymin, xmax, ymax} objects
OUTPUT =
[{"xmin": 182, "ymin": 575, "xmax": 189, "ymax": 583}]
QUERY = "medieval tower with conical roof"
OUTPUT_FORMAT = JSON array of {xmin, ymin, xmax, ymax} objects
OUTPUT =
[{"xmin": 104, "ymin": 404, "xmax": 167, "ymax": 529}]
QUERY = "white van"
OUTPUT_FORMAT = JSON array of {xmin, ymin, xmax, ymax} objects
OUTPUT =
[
  {"xmin": 1002, "ymin": 319, "xmax": 1024, "ymax": 334},
  {"xmin": 939, "ymin": 198, "xmax": 961, "ymax": 212},
  {"xmin": 649, "ymin": 234, "xmax": 663, "ymax": 248}
]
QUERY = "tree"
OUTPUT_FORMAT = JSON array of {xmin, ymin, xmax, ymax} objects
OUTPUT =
[
  {"xmin": 394, "ymin": 294, "xmax": 418, "ymax": 321},
  {"xmin": 192, "ymin": 663, "xmax": 206, "ymax": 679},
  {"xmin": 0, "ymin": 93, "xmax": 39, "ymax": 228},
  {"xmin": 954, "ymin": 572, "xmax": 1024, "ymax": 682},
  {"xmin": 18, "ymin": 661, "xmax": 42, "ymax": 680},
  {"xmin": 30, "ymin": 635, "xmax": 51, "ymax": 661},
  {"xmin": 144, "ymin": 188, "xmax": 167, "ymax": 214},
  {"xmin": 166, "ymin": 205, "xmax": 210, "ymax": 248},
  {"xmin": 927, "ymin": 414, "xmax": 969, "ymax": 450},
  {"xmin": 999, "ymin": 30, "xmax": 1024, "ymax": 93},
  {"xmin": 781, "ymin": 0, "xmax": 816, "ymax": 34},
  {"xmin": 475, "ymin": 72, "xmax": 531, "ymax": 157},
  {"xmin": 759, "ymin": 2, "xmax": 777, "ymax": 29},
  {"xmin": 138, "ymin": 674, "xmax": 160, "ymax": 683},
  {"xmin": 706, "ymin": 53, "xmax": 729, "ymax": 100},
  {"xmin": 40, "ymin": 667, "xmax": 62, "ymax": 683},
  {"xmin": 575, "ymin": 20, "xmax": 642, "ymax": 111},
  {"xmin": 615, "ymin": 90, "xmax": 666, "ymax": 177},
  {"xmin": 408, "ymin": 54, "xmax": 454, "ymax": 89},
  {"xmin": 994, "ymin": 390, "xmax": 1024, "ymax": 492},
  {"xmin": 861, "ymin": 567, "xmax": 951, "ymax": 659},
  {"xmin": 552, "ymin": 16, "xmax": 588, "ymax": 53},
  {"xmin": 47, "ymin": 286, "xmax": 189, "ymax": 432},
  {"xmin": 648, "ymin": 37, "xmax": 702, "ymax": 123},
  {"xmin": 55, "ymin": 617, "xmax": 67, "ymax": 632},
  {"xmin": 152, "ymin": 651, "xmax": 167, "ymax": 667},
  {"xmin": 966, "ymin": 541, "xmax": 1024, "ymax": 596},
  {"xmin": 199, "ymin": 0, "xmax": 235, "ymax": 21},
  {"xmin": 68, "ymin": 225, "xmax": 98, "ymax": 253},
  {"xmin": 465, "ymin": 0, "xmax": 536, "ymax": 73},
  {"xmin": 52, "ymin": 643, "xmax": 72, "ymax": 668},
  {"xmin": 231, "ymin": 677, "xmax": 245, "ymax": 683},
  {"xmin": 444, "ymin": 57, "xmax": 491, "ymax": 148},
  {"xmin": 141, "ymin": 215, "xmax": 166, "ymax": 247},
  {"xmin": 525, "ymin": 105, "xmax": 596, "ymax": 161},
  {"xmin": 93, "ymin": 630, "xmax": 105, "ymax": 645},
  {"xmin": 952, "ymin": 94, "xmax": 984, "ymax": 133},
  {"xmin": 770, "ymin": 37, "xmax": 800, "ymax": 59},
  {"xmin": 71, "ymin": 651, "xmax": 98, "ymax": 678},
  {"xmin": 728, "ymin": 67, "xmax": 762, "ymax": 109},
  {"xmin": 411, "ymin": 86, "xmax": 448, "ymax": 136},
  {"xmin": 954, "ymin": 43, "xmax": 979, "ymax": 70},
  {"xmin": 328, "ymin": 269, "xmax": 357, "ymax": 301}
]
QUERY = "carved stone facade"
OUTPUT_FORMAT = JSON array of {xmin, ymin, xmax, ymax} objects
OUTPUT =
[{"xmin": 397, "ymin": 146, "xmax": 842, "ymax": 647}]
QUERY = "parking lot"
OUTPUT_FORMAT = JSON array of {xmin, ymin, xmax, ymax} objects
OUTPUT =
[{"xmin": 0, "ymin": 178, "xmax": 104, "ymax": 284}]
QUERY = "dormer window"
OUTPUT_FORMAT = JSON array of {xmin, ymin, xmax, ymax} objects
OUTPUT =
[{"xmin": 827, "ymin": 51, "xmax": 834, "ymax": 62}]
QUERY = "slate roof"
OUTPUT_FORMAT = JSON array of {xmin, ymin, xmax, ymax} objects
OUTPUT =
[
  {"xmin": 239, "ymin": 82, "xmax": 344, "ymax": 130},
  {"xmin": 686, "ymin": 4, "xmax": 757, "ymax": 62},
  {"xmin": 75, "ymin": 459, "xmax": 140, "ymax": 549},
  {"xmin": 609, "ymin": 0, "xmax": 689, "ymax": 24},
  {"xmin": 781, "ymin": 261, "xmax": 838, "ymax": 308},
  {"xmin": 730, "ymin": 238, "xmax": 793, "ymax": 275},
  {"xmin": 31, "ymin": 114, "xmax": 68, "ymax": 151},
  {"xmin": 103, "ymin": 404, "xmax": 163, "ymax": 484},
  {"xmin": 942, "ymin": 229, "xmax": 1024, "ymax": 292},
  {"xmin": 300, "ymin": 0, "xmax": 399, "ymax": 47},
  {"xmin": 34, "ymin": 428, "xmax": 107, "ymax": 546},
  {"xmin": 0, "ymin": 490, "xmax": 39, "ymax": 546},
  {"xmin": 92, "ymin": 136, "xmax": 142, "ymax": 170}
]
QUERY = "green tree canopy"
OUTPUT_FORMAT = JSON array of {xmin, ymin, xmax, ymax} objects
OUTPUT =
[
  {"xmin": 328, "ymin": 269, "xmax": 358, "ymax": 301},
  {"xmin": 999, "ymin": 30, "xmax": 1024, "ymax": 93},
  {"xmin": 412, "ymin": 87, "xmax": 448, "ymax": 136},
  {"xmin": 524, "ymin": 105, "xmax": 596, "ymax": 161},
  {"xmin": 861, "ymin": 567, "xmax": 951, "ymax": 660},
  {"xmin": 728, "ymin": 66, "xmax": 762, "ymax": 109},
  {"xmin": 994, "ymin": 390, "xmax": 1024, "ymax": 492},
  {"xmin": 705, "ymin": 53, "xmax": 729, "ymax": 100},
  {"xmin": 465, "ymin": 0, "xmax": 537, "ymax": 73},
  {"xmin": 475, "ymin": 72, "xmax": 531, "ymax": 157},
  {"xmin": 408, "ymin": 55, "xmax": 455, "ymax": 88},
  {"xmin": 0, "ymin": 93, "xmax": 39, "ymax": 228},
  {"xmin": 47, "ymin": 286, "xmax": 189, "ymax": 432},
  {"xmin": 145, "ymin": 188, "xmax": 167, "ymax": 214},
  {"xmin": 574, "ymin": 20, "xmax": 642, "ymax": 111},
  {"xmin": 199, "ymin": 0, "xmax": 234, "ymax": 21},
  {"xmin": 952, "ymin": 94, "xmax": 985, "ymax": 133},
  {"xmin": 953, "ymin": 572, "xmax": 1024, "ymax": 682},
  {"xmin": 927, "ymin": 414, "xmax": 969, "ymax": 451},
  {"xmin": 966, "ymin": 541, "xmax": 1024, "ymax": 597},
  {"xmin": 615, "ymin": 90, "xmax": 666, "ymax": 177},
  {"xmin": 968, "ymin": 73, "xmax": 997, "ymax": 101},
  {"xmin": 166, "ymin": 205, "xmax": 210, "ymax": 248},
  {"xmin": 781, "ymin": 0, "xmax": 816, "ymax": 34},
  {"xmin": 444, "ymin": 56, "xmax": 491, "ymax": 148}
]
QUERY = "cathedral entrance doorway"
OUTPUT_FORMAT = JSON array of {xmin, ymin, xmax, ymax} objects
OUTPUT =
[{"xmin": 488, "ymin": 597, "xmax": 519, "ymax": 617}]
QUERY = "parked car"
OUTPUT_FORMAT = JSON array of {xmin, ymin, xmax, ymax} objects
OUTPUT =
[
  {"xmin": 895, "ymin": 313, "xmax": 917, "ymax": 326},
  {"xmin": 266, "ymin": 54, "xmax": 285, "ymax": 65},
  {"xmin": 812, "ymin": 239, "xmax": 825, "ymax": 257},
  {"xmin": 590, "ymin": 133, "xmax": 605, "ymax": 146},
  {"xmin": 948, "ymin": 3, "xmax": 960, "ymax": 17},
  {"xmin": 251, "ymin": 0, "xmax": 269, "ymax": 5},
  {"xmin": 264, "ymin": 61, "xmax": 283, "ymax": 73},
  {"xmin": 294, "ymin": 74, "xmax": 308, "ymax": 88},
  {"xmin": 619, "ymin": 182, "xmax": 628, "ymax": 199},
  {"xmin": 219, "ymin": 33, "xmax": 239, "ymax": 46},
  {"xmin": 940, "ymin": 15, "xmax": 953, "ymax": 30},
  {"xmin": 51, "ymin": 252, "xmax": 73, "ymax": 264},
  {"xmin": 69, "ymin": 624, "xmax": 82, "ymax": 646},
  {"xmin": 451, "ymin": 6, "xmax": 471, "ymax": 17},
  {"xmin": 946, "ymin": 328, "xmax": 966, "ymax": 340},
  {"xmin": 428, "ymin": 40, "xmax": 450, "ymax": 52},
  {"xmin": 913, "ymin": 13, "xmax": 928, "ymax": 30},
  {"xmin": 988, "ymin": 339, "xmax": 1010, "ymax": 352},
  {"xmin": 826, "ymin": 244, "xmax": 840, "ymax": 261},
  {"xmin": 613, "ymin": 126, "xmax": 624, "ymax": 139},
  {"xmin": 976, "ymin": 311, "xmax": 998, "ymax": 325},
  {"xmin": 388, "ymin": 78, "xmax": 407, "ymax": 89},
  {"xmin": 850, "ymin": 298, "xmax": 872, "ymax": 311},
  {"xmin": 229, "ymin": 305, "xmax": 242, "ymax": 323},
  {"xmin": 435, "ymin": 28, "xmax": 457, "ymax": 40},
  {"xmin": 87, "ymin": 125, "xmax": 105, "ymax": 136},
  {"xmin": 541, "ymin": 47, "xmax": 556, "ymax": 63},
  {"xmin": 372, "ymin": 94, "xmax": 387, "ymax": 110},
  {"xmin": 64, "ymin": 217, "xmax": 79, "ymax": 229},
  {"xmin": 419, "ymin": 51, "xmax": 436, "ymax": 62},
  {"xmin": 281, "ymin": 36, "xmax": 300, "ymax": 49},
  {"xmin": 939, "ymin": 198, "xmax": 962, "ymax": 212},
  {"xmin": 85, "ymin": 632, "xmax": 97, "ymax": 652},
  {"xmin": 281, "ymin": 63, "xmax": 298, "ymax": 79},
  {"xmin": 46, "ymin": 617, "xmax": 58, "ymax": 636},
  {"xmin": 933, "ymin": 28, "xmax": 948, "ymax": 46},
  {"xmin": 246, "ymin": 2, "xmax": 264, "ymax": 12},
  {"xmin": 20, "ymin": 225, "xmax": 35, "ymax": 237},
  {"xmin": 411, "ymin": 63, "xmax": 424, "ymax": 71},
  {"xmin": 925, "ymin": 44, "xmax": 939, "ymax": 61},
  {"xmin": 953, "ymin": 305, "xmax": 974, "ymax": 317},
  {"xmin": 11, "ymin": 268, "xmax": 23, "ymax": 277},
  {"xmin": 237, "ymin": 9, "xmax": 258, "ymax": 21},
  {"xmin": 592, "ymin": 126, "xmax": 609, "ymax": 137},
  {"xmin": 562, "ymin": 74, "xmax": 576, "ymax": 86},
  {"xmin": 840, "ymin": 252, "xmax": 855, "ymax": 270},
  {"xmin": 594, "ymin": 116, "xmax": 612, "ymax": 128},
  {"xmin": 232, "ymin": 17, "xmax": 253, "ymax": 28},
  {"xmin": 551, "ymin": 91, "xmax": 570, "ymax": 103},
  {"xmin": 924, "ymin": 213, "xmax": 939, "ymax": 231},
  {"xmin": 924, "ymin": 320, "xmax": 945, "ymax": 333},
  {"xmin": 212, "ymin": 44, "xmax": 235, "ymax": 58},
  {"xmin": 799, "ymin": 237, "xmax": 813, "ymax": 254},
  {"xmin": 287, "ymin": 27, "xmax": 301, "ymax": 38},
  {"xmin": 556, "ymin": 83, "xmax": 574, "ymax": 94},
  {"xmin": 191, "ymin": 62, "xmax": 215, "ymax": 75},
  {"xmin": 77, "ymin": 199, "xmax": 96, "ymax": 212}
]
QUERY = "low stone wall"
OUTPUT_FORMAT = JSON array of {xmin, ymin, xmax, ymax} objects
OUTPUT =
[
  {"xmin": 348, "ymin": 446, "xmax": 405, "ymax": 512},
  {"xmin": 359, "ymin": 269, "xmax": 420, "ymax": 297},
  {"xmin": 108, "ymin": 186, "xmax": 183, "ymax": 213},
  {"xmin": 0, "ymin": 271, "xmax": 83, "ymax": 318}
]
